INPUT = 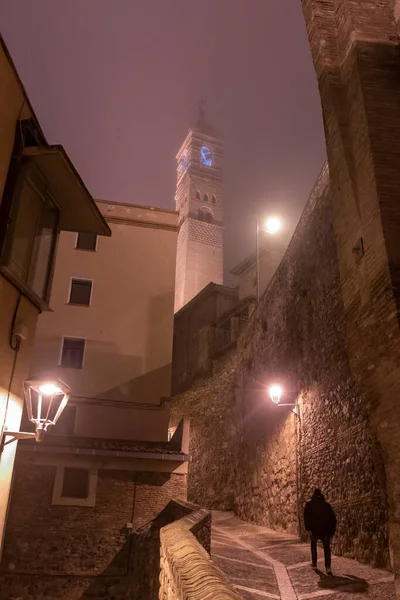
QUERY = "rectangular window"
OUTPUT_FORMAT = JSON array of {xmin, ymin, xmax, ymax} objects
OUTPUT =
[
  {"xmin": 0, "ymin": 165, "xmax": 59, "ymax": 304},
  {"xmin": 61, "ymin": 468, "xmax": 89, "ymax": 498},
  {"xmin": 69, "ymin": 279, "xmax": 92, "ymax": 305},
  {"xmin": 52, "ymin": 466, "xmax": 98, "ymax": 507},
  {"xmin": 61, "ymin": 337, "xmax": 85, "ymax": 369},
  {"xmin": 76, "ymin": 232, "xmax": 97, "ymax": 251}
]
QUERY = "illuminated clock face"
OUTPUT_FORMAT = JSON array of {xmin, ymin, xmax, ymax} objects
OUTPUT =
[{"xmin": 200, "ymin": 146, "xmax": 213, "ymax": 167}]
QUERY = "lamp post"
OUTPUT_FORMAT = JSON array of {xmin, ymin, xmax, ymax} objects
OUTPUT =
[
  {"xmin": 256, "ymin": 216, "xmax": 282, "ymax": 302},
  {"xmin": 1, "ymin": 377, "xmax": 71, "ymax": 450}
]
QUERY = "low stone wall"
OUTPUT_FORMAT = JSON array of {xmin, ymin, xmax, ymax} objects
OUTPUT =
[
  {"xmin": 159, "ymin": 507, "xmax": 240, "ymax": 600},
  {"xmin": 131, "ymin": 499, "xmax": 211, "ymax": 600}
]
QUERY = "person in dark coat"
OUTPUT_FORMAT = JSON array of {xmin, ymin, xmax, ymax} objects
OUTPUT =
[{"xmin": 304, "ymin": 489, "xmax": 336, "ymax": 575}]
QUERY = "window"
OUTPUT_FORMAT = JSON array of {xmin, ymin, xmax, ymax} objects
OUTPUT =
[
  {"xmin": 198, "ymin": 209, "xmax": 205, "ymax": 221},
  {"xmin": 196, "ymin": 191, "xmax": 201, "ymax": 200},
  {"xmin": 206, "ymin": 212, "xmax": 213, "ymax": 223},
  {"xmin": 0, "ymin": 165, "xmax": 59, "ymax": 303},
  {"xmin": 76, "ymin": 232, "xmax": 97, "ymax": 251},
  {"xmin": 212, "ymin": 196, "xmax": 216, "ymax": 204},
  {"xmin": 62, "ymin": 468, "xmax": 89, "ymax": 498},
  {"xmin": 69, "ymin": 279, "xmax": 92, "ymax": 305},
  {"xmin": 61, "ymin": 337, "xmax": 85, "ymax": 369},
  {"xmin": 181, "ymin": 155, "xmax": 188, "ymax": 174},
  {"xmin": 52, "ymin": 466, "xmax": 98, "ymax": 507},
  {"xmin": 204, "ymin": 194, "xmax": 209, "ymax": 202}
]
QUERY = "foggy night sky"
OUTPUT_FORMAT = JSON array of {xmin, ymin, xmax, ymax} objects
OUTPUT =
[{"xmin": 0, "ymin": 1, "xmax": 326, "ymax": 278}]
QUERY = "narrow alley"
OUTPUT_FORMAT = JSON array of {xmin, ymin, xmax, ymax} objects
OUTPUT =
[{"xmin": 211, "ymin": 512, "xmax": 395, "ymax": 600}]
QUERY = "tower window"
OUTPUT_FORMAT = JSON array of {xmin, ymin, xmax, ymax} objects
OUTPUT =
[
  {"xmin": 198, "ymin": 209, "xmax": 213, "ymax": 223},
  {"xmin": 212, "ymin": 196, "xmax": 216, "ymax": 204},
  {"xmin": 204, "ymin": 194, "xmax": 209, "ymax": 202},
  {"xmin": 196, "ymin": 191, "xmax": 201, "ymax": 200}
]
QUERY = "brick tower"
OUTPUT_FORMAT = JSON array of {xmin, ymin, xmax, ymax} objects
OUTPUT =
[{"xmin": 174, "ymin": 108, "xmax": 224, "ymax": 312}]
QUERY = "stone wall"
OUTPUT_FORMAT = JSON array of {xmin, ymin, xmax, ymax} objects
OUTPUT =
[
  {"xmin": 170, "ymin": 349, "xmax": 238, "ymax": 511},
  {"xmin": 236, "ymin": 165, "xmax": 389, "ymax": 564},
  {"xmin": 172, "ymin": 282, "xmax": 238, "ymax": 394},
  {"xmin": 159, "ymin": 506, "xmax": 240, "ymax": 600},
  {"xmin": 0, "ymin": 464, "xmax": 186, "ymax": 599},
  {"xmin": 300, "ymin": 1, "xmax": 400, "ymax": 590},
  {"xmin": 172, "ymin": 164, "xmax": 390, "ymax": 567},
  {"xmin": 132, "ymin": 499, "xmax": 209, "ymax": 600}
]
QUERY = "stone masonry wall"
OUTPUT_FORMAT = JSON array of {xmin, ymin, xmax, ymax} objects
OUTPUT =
[
  {"xmin": 300, "ymin": 0, "xmax": 400, "ymax": 585},
  {"xmin": 0, "ymin": 463, "xmax": 186, "ymax": 600},
  {"xmin": 131, "ymin": 499, "xmax": 210, "ymax": 600},
  {"xmin": 159, "ymin": 507, "xmax": 240, "ymax": 600},
  {"xmin": 170, "ymin": 349, "xmax": 238, "ymax": 511},
  {"xmin": 172, "ymin": 165, "xmax": 390, "ymax": 566}
]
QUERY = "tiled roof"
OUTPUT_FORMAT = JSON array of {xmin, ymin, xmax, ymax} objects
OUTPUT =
[{"xmin": 20, "ymin": 434, "xmax": 183, "ymax": 455}]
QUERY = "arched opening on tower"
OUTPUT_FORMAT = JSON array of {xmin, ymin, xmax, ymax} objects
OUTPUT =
[{"xmin": 198, "ymin": 208, "xmax": 213, "ymax": 223}]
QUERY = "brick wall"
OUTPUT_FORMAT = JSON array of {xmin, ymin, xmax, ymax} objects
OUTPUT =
[
  {"xmin": 174, "ymin": 128, "xmax": 224, "ymax": 313},
  {"xmin": 0, "ymin": 462, "xmax": 186, "ymax": 599},
  {"xmin": 172, "ymin": 164, "xmax": 390, "ymax": 566},
  {"xmin": 175, "ymin": 218, "xmax": 224, "ymax": 311}
]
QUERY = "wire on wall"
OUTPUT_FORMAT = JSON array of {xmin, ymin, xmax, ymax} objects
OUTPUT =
[{"xmin": 1, "ymin": 294, "xmax": 23, "ymax": 439}]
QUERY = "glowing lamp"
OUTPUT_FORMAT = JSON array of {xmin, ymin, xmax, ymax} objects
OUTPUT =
[
  {"xmin": 264, "ymin": 216, "xmax": 282, "ymax": 235},
  {"xmin": 38, "ymin": 383, "xmax": 63, "ymax": 396},
  {"xmin": 1, "ymin": 377, "xmax": 71, "ymax": 450},
  {"xmin": 269, "ymin": 384, "xmax": 283, "ymax": 404}
]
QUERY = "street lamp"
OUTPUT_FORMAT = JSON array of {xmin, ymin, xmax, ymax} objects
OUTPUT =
[
  {"xmin": 1, "ymin": 377, "xmax": 71, "ymax": 450},
  {"xmin": 269, "ymin": 384, "xmax": 283, "ymax": 404},
  {"xmin": 256, "ymin": 216, "xmax": 282, "ymax": 302},
  {"xmin": 268, "ymin": 383, "xmax": 298, "ymax": 415}
]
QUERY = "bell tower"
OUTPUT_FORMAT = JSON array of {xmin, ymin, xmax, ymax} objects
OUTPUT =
[{"xmin": 174, "ymin": 107, "xmax": 224, "ymax": 312}]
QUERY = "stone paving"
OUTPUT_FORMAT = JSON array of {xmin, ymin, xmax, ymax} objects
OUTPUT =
[{"xmin": 211, "ymin": 512, "xmax": 395, "ymax": 600}]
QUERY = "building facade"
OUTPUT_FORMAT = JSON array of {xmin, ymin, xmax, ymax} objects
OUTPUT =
[
  {"xmin": 0, "ymin": 35, "xmax": 110, "ymax": 555},
  {"xmin": 174, "ymin": 110, "xmax": 224, "ymax": 312},
  {"xmin": 31, "ymin": 200, "xmax": 179, "ymax": 442},
  {"xmin": 0, "ymin": 185, "xmax": 191, "ymax": 599}
]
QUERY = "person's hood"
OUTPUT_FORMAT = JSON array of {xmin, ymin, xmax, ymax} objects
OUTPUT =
[{"xmin": 312, "ymin": 489, "xmax": 325, "ymax": 501}]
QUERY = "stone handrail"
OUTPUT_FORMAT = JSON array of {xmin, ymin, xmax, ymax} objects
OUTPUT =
[{"xmin": 159, "ymin": 507, "xmax": 241, "ymax": 600}]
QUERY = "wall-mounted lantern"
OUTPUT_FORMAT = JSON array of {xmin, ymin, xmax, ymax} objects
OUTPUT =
[
  {"xmin": 1, "ymin": 377, "xmax": 71, "ymax": 450},
  {"xmin": 268, "ymin": 384, "xmax": 298, "ymax": 416},
  {"xmin": 269, "ymin": 384, "xmax": 283, "ymax": 404}
]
